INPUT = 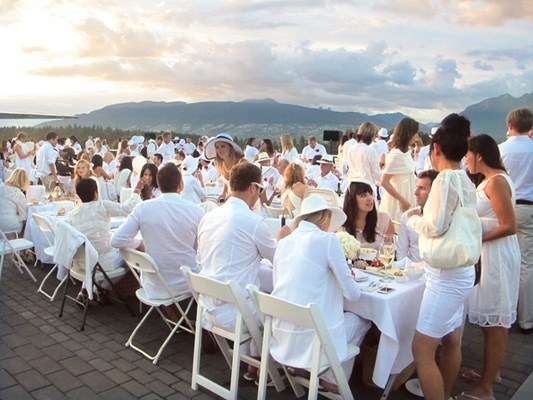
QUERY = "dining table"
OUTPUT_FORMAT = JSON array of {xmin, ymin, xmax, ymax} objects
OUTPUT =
[{"xmin": 344, "ymin": 269, "xmax": 426, "ymax": 398}]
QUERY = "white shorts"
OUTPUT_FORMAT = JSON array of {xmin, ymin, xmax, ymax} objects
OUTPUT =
[{"xmin": 416, "ymin": 265, "xmax": 475, "ymax": 338}]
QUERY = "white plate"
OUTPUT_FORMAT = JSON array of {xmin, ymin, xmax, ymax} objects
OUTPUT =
[
  {"xmin": 354, "ymin": 275, "xmax": 369, "ymax": 283},
  {"xmin": 405, "ymin": 378, "xmax": 423, "ymax": 397}
]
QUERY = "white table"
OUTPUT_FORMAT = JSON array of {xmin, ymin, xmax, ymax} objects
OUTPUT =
[{"xmin": 344, "ymin": 271, "xmax": 425, "ymax": 390}]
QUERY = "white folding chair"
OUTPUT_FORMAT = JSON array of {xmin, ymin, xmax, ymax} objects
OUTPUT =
[
  {"xmin": 0, "ymin": 228, "xmax": 36, "ymax": 282},
  {"xmin": 120, "ymin": 248, "xmax": 195, "ymax": 364},
  {"xmin": 181, "ymin": 266, "xmax": 286, "ymax": 400},
  {"xmin": 198, "ymin": 201, "xmax": 219, "ymax": 214},
  {"xmin": 247, "ymin": 284, "xmax": 358, "ymax": 400},
  {"xmin": 33, "ymin": 213, "xmax": 66, "ymax": 301},
  {"xmin": 304, "ymin": 188, "xmax": 340, "ymax": 208},
  {"xmin": 59, "ymin": 234, "xmax": 135, "ymax": 331},
  {"xmin": 264, "ymin": 205, "xmax": 285, "ymax": 218}
]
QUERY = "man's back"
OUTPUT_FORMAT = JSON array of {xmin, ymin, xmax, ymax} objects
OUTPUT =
[{"xmin": 499, "ymin": 136, "xmax": 533, "ymax": 201}]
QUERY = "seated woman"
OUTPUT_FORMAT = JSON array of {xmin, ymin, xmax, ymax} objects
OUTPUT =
[
  {"xmin": 0, "ymin": 168, "xmax": 30, "ymax": 236},
  {"xmin": 342, "ymin": 177, "xmax": 394, "ymax": 249},
  {"xmin": 65, "ymin": 159, "xmax": 94, "ymax": 198},
  {"xmin": 114, "ymin": 156, "xmax": 133, "ymax": 199},
  {"xmin": 138, "ymin": 163, "xmax": 161, "ymax": 200},
  {"xmin": 69, "ymin": 178, "xmax": 143, "ymax": 295},
  {"xmin": 271, "ymin": 195, "xmax": 371, "ymax": 391},
  {"xmin": 280, "ymin": 163, "xmax": 308, "ymax": 215},
  {"xmin": 180, "ymin": 156, "xmax": 205, "ymax": 204}
]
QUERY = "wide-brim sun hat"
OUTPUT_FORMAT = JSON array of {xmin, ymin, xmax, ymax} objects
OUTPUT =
[
  {"xmin": 377, "ymin": 128, "xmax": 389, "ymax": 138},
  {"xmin": 205, "ymin": 133, "xmax": 244, "ymax": 160},
  {"xmin": 293, "ymin": 195, "xmax": 346, "ymax": 232},
  {"xmin": 128, "ymin": 135, "xmax": 144, "ymax": 146},
  {"xmin": 317, "ymin": 154, "xmax": 334, "ymax": 164}
]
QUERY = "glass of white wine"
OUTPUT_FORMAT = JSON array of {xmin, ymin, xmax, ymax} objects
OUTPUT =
[{"xmin": 379, "ymin": 234, "xmax": 396, "ymax": 283}]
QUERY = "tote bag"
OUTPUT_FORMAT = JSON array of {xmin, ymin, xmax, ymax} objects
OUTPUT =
[{"xmin": 419, "ymin": 173, "xmax": 481, "ymax": 269}]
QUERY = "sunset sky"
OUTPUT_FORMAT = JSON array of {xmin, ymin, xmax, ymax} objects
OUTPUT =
[{"xmin": 1, "ymin": 0, "xmax": 532, "ymax": 123}]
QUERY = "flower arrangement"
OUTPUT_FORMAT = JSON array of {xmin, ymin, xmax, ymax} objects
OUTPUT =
[{"xmin": 335, "ymin": 231, "xmax": 361, "ymax": 260}]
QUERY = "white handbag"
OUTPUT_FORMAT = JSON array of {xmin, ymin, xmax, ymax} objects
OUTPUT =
[{"xmin": 419, "ymin": 174, "xmax": 482, "ymax": 269}]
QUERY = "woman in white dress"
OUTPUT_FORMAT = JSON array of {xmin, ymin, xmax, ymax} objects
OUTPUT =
[
  {"xmin": 280, "ymin": 163, "xmax": 308, "ymax": 215},
  {"xmin": 279, "ymin": 134, "xmax": 299, "ymax": 163},
  {"xmin": 12, "ymin": 132, "xmax": 35, "ymax": 174},
  {"xmin": 460, "ymin": 134, "xmax": 520, "ymax": 400},
  {"xmin": 180, "ymin": 156, "xmax": 205, "ymax": 204},
  {"xmin": 406, "ymin": 114, "xmax": 477, "ymax": 400},
  {"xmin": 342, "ymin": 178, "xmax": 394, "ymax": 249},
  {"xmin": 380, "ymin": 117, "xmax": 418, "ymax": 222},
  {"xmin": 0, "ymin": 168, "xmax": 30, "ymax": 235},
  {"xmin": 114, "ymin": 156, "xmax": 133, "ymax": 199},
  {"xmin": 271, "ymin": 195, "xmax": 370, "ymax": 392}
]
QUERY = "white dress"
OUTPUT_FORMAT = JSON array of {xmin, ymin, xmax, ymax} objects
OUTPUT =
[
  {"xmin": 379, "ymin": 148, "xmax": 416, "ymax": 222},
  {"xmin": 14, "ymin": 141, "xmax": 33, "ymax": 174},
  {"xmin": 469, "ymin": 174, "xmax": 520, "ymax": 328}
]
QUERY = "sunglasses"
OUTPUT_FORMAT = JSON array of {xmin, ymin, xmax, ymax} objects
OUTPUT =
[{"xmin": 252, "ymin": 182, "xmax": 265, "ymax": 194}]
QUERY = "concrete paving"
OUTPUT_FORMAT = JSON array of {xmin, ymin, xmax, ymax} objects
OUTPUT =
[{"xmin": 1, "ymin": 259, "xmax": 532, "ymax": 399}]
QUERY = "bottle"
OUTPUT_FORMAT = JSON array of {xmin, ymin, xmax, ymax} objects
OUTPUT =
[{"xmin": 336, "ymin": 182, "xmax": 343, "ymax": 197}]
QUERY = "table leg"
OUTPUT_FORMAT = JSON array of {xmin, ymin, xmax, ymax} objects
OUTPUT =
[{"xmin": 380, "ymin": 373, "xmax": 398, "ymax": 400}]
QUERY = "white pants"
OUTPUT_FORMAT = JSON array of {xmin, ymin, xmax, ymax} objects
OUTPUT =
[{"xmin": 516, "ymin": 204, "xmax": 533, "ymax": 329}]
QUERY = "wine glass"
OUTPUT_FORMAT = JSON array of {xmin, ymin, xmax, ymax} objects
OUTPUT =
[{"xmin": 379, "ymin": 234, "xmax": 396, "ymax": 283}]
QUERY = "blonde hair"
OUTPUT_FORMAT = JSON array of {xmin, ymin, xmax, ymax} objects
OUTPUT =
[
  {"xmin": 74, "ymin": 159, "xmax": 93, "ymax": 184},
  {"xmin": 16, "ymin": 132, "xmax": 27, "ymax": 141},
  {"xmin": 5, "ymin": 168, "xmax": 30, "ymax": 191},
  {"xmin": 283, "ymin": 163, "xmax": 305, "ymax": 189},
  {"xmin": 280, "ymin": 134, "xmax": 294, "ymax": 153},
  {"xmin": 214, "ymin": 145, "xmax": 242, "ymax": 175},
  {"xmin": 294, "ymin": 209, "xmax": 332, "ymax": 230}
]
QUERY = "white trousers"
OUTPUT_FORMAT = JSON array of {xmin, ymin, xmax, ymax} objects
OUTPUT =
[{"xmin": 516, "ymin": 204, "xmax": 533, "ymax": 330}]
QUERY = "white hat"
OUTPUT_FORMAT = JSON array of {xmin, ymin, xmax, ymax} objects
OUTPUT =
[
  {"xmin": 179, "ymin": 139, "xmax": 186, "ymax": 145},
  {"xmin": 293, "ymin": 195, "xmax": 346, "ymax": 232},
  {"xmin": 169, "ymin": 159, "xmax": 183, "ymax": 167},
  {"xmin": 128, "ymin": 135, "xmax": 144, "ymax": 146},
  {"xmin": 377, "ymin": 128, "xmax": 389, "ymax": 138},
  {"xmin": 346, "ymin": 172, "xmax": 373, "ymax": 187},
  {"xmin": 430, "ymin": 126, "xmax": 439, "ymax": 137},
  {"xmin": 317, "ymin": 154, "xmax": 334, "ymax": 164},
  {"xmin": 256, "ymin": 152, "xmax": 273, "ymax": 163},
  {"xmin": 205, "ymin": 133, "xmax": 244, "ymax": 159},
  {"xmin": 182, "ymin": 155, "xmax": 199, "ymax": 172},
  {"xmin": 200, "ymin": 152, "xmax": 211, "ymax": 163}
]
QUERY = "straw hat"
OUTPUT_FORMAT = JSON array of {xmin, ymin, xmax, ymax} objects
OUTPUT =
[
  {"xmin": 293, "ymin": 195, "xmax": 346, "ymax": 232},
  {"xmin": 316, "ymin": 154, "xmax": 334, "ymax": 164},
  {"xmin": 204, "ymin": 133, "xmax": 244, "ymax": 159},
  {"xmin": 256, "ymin": 152, "xmax": 273, "ymax": 163}
]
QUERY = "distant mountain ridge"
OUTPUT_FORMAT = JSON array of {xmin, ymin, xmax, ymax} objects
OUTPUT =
[{"xmin": 40, "ymin": 93, "xmax": 533, "ymax": 142}]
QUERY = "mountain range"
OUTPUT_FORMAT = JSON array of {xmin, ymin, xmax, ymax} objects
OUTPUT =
[{"xmin": 41, "ymin": 93, "xmax": 533, "ymax": 143}]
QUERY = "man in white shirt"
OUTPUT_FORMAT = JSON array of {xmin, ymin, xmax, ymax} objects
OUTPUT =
[
  {"xmin": 199, "ymin": 154, "xmax": 219, "ymax": 183},
  {"xmin": 309, "ymin": 154, "xmax": 340, "ymax": 192},
  {"xmin": 416, "ymin": 127, "xmax": 438, "ymax": 176},
  {"xmin": 341, "ymin": 131, "xmax": 357, "ymax": 173},
  {"xmin": 301, "ymin": 135, "xmax": 327, "ymax": 163},
  {"xmin": 157, "ymin": 132, "xmax": 175, "ymax": 164},
  {"xmin": 499, "ymin": 108, "xmax": 533, "ymax": 334},
  {"xmin": 153, "ymin": 153, "xmax": 163, "ymax": 169},
  {"xmin": 347, "ymin": 126, "xmax": 382, "ymax": 187},
  {"xmin": 197, "ymin": 163, "xmax": 276, "ymax": 331},
  {"xmin": 183, "ymin": 137, "xmax": 196, "ymax": 155},
  {"xmin": 36, "ymin": 131, "xmax": 60, "ymax": 189},
  {"xmin": 370, "ymin": 128, "xmax": 389, "ymax": 161},
  {"xmin": 397, "ymin": 170, "xmax": 438, "ymax": 262},
  {"xmin": 111, "ymin": 163, "xmax": 204, "ymax": 299},
  {"xmin": 255, "ymin": 152, "xmax": 280, "ymax": 195}
]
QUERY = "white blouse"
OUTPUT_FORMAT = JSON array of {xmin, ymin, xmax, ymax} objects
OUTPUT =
[{"xmin": 0, "ymin": 183, "xmax": 28, "ymax": 234}]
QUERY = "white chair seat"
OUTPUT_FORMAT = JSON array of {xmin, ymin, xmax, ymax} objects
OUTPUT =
[
  {"xmin": 1, "ymin": 231, "xmax": 36, "ymax": 282},
  {"xmin": 134, "ymin": 288, "xmax": 186, "ymax": 308},
  {"xmin": 4, "ymin": 238, "xmax": 34, "ymax": 253},
  {"xmin": 43, "ymin": 245, "xmax": 55, "ymax": 257}
]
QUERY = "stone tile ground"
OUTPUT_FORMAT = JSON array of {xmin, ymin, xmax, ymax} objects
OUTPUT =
[{"xmin": 1, "ymin": 259, "xmax": 531, "ymax": 399}]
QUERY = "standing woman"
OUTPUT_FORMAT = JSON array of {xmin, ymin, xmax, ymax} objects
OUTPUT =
[
  {"xmin": 460, "ymin": 134, "xmax": 520, "ymax": 400},
  {"xmin": 406, "ymin": 114, "xmax": 477, "ymax": 400},
  {"xmin": 205, "ymin": 133, "xmax": 243, "ymax": 201},
  {"xmin": 13, "ymin": 132, "xmax": 35, "ymax": 174},
  {"xmin": 380, "ymin": 117, "xmax": 419, "ymax": 222},
  {"xmin": 279, "ymin": 134, "xmax": 299, "ymax": 163}
]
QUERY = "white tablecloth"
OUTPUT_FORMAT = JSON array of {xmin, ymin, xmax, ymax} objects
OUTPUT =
[{"xmin": 344, "ymin": 271, "xmax": 425, "ymax": 388}]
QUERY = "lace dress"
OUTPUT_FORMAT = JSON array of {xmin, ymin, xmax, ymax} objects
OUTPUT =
[{"xmin": 468, "ymin": 174, "xmax": 520, "ymax": 328}]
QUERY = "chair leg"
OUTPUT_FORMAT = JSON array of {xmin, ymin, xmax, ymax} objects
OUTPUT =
[
  {"xmin": 191, "ymin": 306, "xmax": 203, "ymax": 390},
  {"xmin": 12, "ymin": 251, "xmax": 37, "ymax": 282},
  {"xmin": 96, "ymin": 264, "xmax": 135, "ymax": 317},
  {"xmin": 58, "ymin": 271, "xmax": 71, "ymax": 318},
  {"xmin": 37, "ymin": 264, "xmax": 64, "ymax": 301}
]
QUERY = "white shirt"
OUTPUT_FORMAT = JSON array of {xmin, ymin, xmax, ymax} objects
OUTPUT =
[
  {"xmin": 305, "ymin": 165, "xmax": 320, "ymax": 180},
  {"xmin": 85, "ymin": 139, "xmax": 95, "ymax": 150},
  {"xmin": 181, "ymin": 173, "xmax": 206, "ymax": 204},
  {"xmin": 416, "ymin": 145, "xmax": 432, "ymax": 176},
  {"xmin": 146, "ymin": 142, "xmax": 157, "ymax": 159},
  {"xmin": 342, "ymin": 138, "xmax": 357, "ymax": 164},
  {"xmin": 301, "ymin": 143, "xmax": 326, "ymax": 161},
  {"xmin": 183, "ymin": 142, "xmax": 196, "ymax": 155},
  {"xmin": 370, "ymin": 139, "xmax": 388, "ymax": 159},
  {"xmin": 72, "ymin": 142, "xmax": 82, "ymax": 156},
  {"xmin": 347, "ymin": 143, "xmax": 382, "ymax": 186},
  {"xmin": 280, "ymin": 148, "xmax": 299, "ymax": 163},
  {"xmin": 201, "ymin": 163, "xmax": 219, "ymax": 183},
  {"xmin": 111, "ymin": 193, "xmax": 204, "ymax": 298},
  {"xmin": 157, "ymin": 142, "xmax": 175, "ymax": 163},
  {"xmin": 271, "ymin": 221, "xmax": 360, "ymax": 368},
  {"xmin": 397, "ymin": 208, "xmax": 422, "ymax": 262},
  {"xmin": 499, "ymin": 135, "xmax": 533, "ymax": 202},
  {"xmin": 197, "ymin": 197, "xmax": 277, "ymax": 310},
  {"xmin": 245, "ymin": 145, "xmax": 259, "ymax": 162},
  {"xmin": 313, "ymin": 170, "xmax": 339, "ymax": 192},
  {"xmin": 36, "ymin": 141, "xmax": 58, "ymax": 178}
]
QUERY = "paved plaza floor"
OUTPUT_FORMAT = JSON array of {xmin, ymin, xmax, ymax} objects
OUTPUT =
[{"xmin": 1, "ymin": 259, "xmax": 532, "ymax": 400}]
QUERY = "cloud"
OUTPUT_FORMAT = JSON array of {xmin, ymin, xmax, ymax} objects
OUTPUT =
[
  {"xmin": 456, "ymin": 0, "xmax": 533, "ymax": 26},
  {"xmin": 466, "ymin": 45, "xmax": 533, "ymax": 70},
  {"xmin": 383, "ymin": 61, "xmax": 417, "ymax": 85},
  {"xmin": 473, "ymin": 60, "xmax": 493, "ymax": 71}
]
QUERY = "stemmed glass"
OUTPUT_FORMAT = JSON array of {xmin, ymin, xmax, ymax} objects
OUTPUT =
[{"xmin": 379, "ymin": 234, "xmax": 396, "ymax": 284}]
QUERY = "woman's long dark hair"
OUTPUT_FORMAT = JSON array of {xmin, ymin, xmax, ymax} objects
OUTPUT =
[
  {"xmin": 262, "ymin": 138, "xmax": 275, "ymax": 157},
  {"xmin": 139, "ymin": 163, "xmax": 159, "ymax": 200},
  {"xmin": 119, "ymin": 156, "xmax": 133, "ymax": 171},
  {"xmin": 342, "ymin": 181, "xmax": 378, "ymax": 243},
  {"xmin": 468, "ymin": 134, "xmax": 507, "ymax": 187}
]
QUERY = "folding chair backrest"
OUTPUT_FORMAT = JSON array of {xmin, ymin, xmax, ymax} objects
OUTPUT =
[
  {"xmin": 304, "ymin": 188, "xmax": 339, "ymax": 208},
  {"xmin": 264, "ymin": 205, "xmax": 284, "ymax": 218},
  {"xmin": 32, "ymin": 213, "xmax": 56, "ymax": 247},
  {"xmin": 181, "ymin": 266, "xmax": 241, "ymax": 305}
]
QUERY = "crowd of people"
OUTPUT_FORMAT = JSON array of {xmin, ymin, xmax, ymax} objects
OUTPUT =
[{"xmin": 1, "ymin": 107, "xmax": 532, "ymax": 400}]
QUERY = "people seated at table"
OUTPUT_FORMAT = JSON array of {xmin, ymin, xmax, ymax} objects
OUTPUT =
[
  {"xmin": 180, "ymin": 156, "xmax": 205, "ymax": 204},
  {"xmin": 275, "ymin": 158, "xmax": 289, "ymax": 191},
  {"xmin": 308, "ymin": 154, "xmax": 340, "ymax": 192},
  {"xmin": 115, "ymin": 156, "xmax": 133, "ymax": 198},
  {"xmin": 341, "ymin": 177, "xmax": 394, "ymax": 249},
  {"xmin": 91, "ymin": 154, "xmax": 113, "ymax": 181},
  {"xmin": 380, "ymin": 117, "xmax": 419, "ymax": 222},
  {"xmin": 255, "ymin": 138, "xmax": 277, "ymax": 164},
  {"xmin": 65, "ymin": 159, "xmax": 94, "ymax": 198},
  {"xmin": 280, "ymin": 163, "xmax": 308, "ymax": 216},
  {"xmin": 111, "ymin": 163, "xmax": 204, "ymax": 299},
  {"xmin": 138, "ymin": 163, "xmax": 161, "ymax": 201},
  {"xmin": 0, "ymin": 168, "xmax": 30, "ymax": 236},
  {"xmin": 301, "ymin": 135, "xmax": 327, "ymax": 163},
  {"xmin": 199, "ymin": 153, "xmax": 218, "ymax": 184},
  {"xmin": 406, "ymin": 114, "xmax": 476, "ymax": 400},
  {"xmin": 347, "ymin": 122, "xmax": 382, "ymax": 189},
  {"xmin": 304, "ymin": 155, "xmax": 321, "ymax": 180},
  {"xmin": 271, "ymin": 195, "xmax": 371, "ymax": 392},
  {"xmin": 460, "ymin": 134, "xmax": 520, "ymax": 400},
  {"xmin": 396, "ymin": 170, "xmax": 438, "ymax": 262},
  {"xmin": 205, "ymin": 133, "xmax": 243, "ymax": 201},
  {"xmin": 70, "ymin": 178, "xmax": 142, "ymax": 276},
  {"xmin": 152, "ymin": 153, "xmax": 163, "ymax": 170}
]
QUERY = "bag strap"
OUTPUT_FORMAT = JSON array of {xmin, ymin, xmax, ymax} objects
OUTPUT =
[{"xmin": 451, "ymin": 171, "xmax": 465, "ymax": 207}]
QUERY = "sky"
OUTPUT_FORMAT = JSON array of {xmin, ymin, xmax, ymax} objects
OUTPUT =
[{"xmin": 1, "ymin": 0, "xmax": 532, "ymax": 123}]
